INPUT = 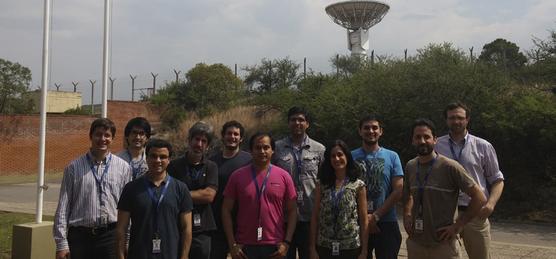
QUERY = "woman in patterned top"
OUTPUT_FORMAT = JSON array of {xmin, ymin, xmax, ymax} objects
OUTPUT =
[{"xmin": 309, "ymin": 140, "xmax": 369, "ymax": 259}]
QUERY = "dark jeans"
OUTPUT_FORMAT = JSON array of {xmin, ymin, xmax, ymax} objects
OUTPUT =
[
  {"xmin": 210, "ymin": 232, "xmax": 229, "ymax": 259},
  {"xmin": 286, "ymin": 221, "xmax": 310, "ymax": 259},
  {"xmin": 191, "ymin": 233, "xmax": 212, "ymax": 259},
  {"xmin": 67, "ymin": 225, "xmax": 116, "ymax": 259},
  {"xmin": 316, "ymin": 245, "xmax": 361, "ymax": 259},
  {"xmin": 367, "ymin": 221, "xmax": 402, "ymax": 259},
  {"xmin": 243, "ymin": 245, "xmax": 278, "ymax": 259}
]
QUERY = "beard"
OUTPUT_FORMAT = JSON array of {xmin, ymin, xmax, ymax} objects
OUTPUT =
[{"xmin": 415, "ymin": 143, "xmax": 434, "ymax": 156}]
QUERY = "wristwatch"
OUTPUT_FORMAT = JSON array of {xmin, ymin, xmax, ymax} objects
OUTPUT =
[{"xmin": 373, "ymin": 213, "xmax": 380, "ymax": 222}]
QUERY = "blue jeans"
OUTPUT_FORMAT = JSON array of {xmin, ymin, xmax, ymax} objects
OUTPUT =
[{"xmin": 367, "ymin": 221, "xmax": 402, "ymax": 259}]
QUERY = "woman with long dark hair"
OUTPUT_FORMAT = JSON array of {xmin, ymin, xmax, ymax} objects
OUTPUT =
[{"xmin": 309, "ymin": 140, "xmax": 369, "ymax": 259}]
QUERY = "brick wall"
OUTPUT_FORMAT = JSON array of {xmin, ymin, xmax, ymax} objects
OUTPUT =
[{"xmin": 0, "ymin": 101, "xmax": 160, "ymax": 176}]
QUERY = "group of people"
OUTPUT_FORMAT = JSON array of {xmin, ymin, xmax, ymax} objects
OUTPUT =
[{"xmin": 53, "ymin": 103, "xmax": 504, "ymax": 259}]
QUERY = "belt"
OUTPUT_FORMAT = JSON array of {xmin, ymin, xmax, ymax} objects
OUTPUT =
[
  {"xmin": 458, "ymin": 206, "xmax": 468, "ymax": 212},
  {"xmin": 70, "ymin": 223, "xmax": 117, "ymax": 236}
]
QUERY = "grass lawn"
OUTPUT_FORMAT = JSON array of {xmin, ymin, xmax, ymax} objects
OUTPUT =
[
  {"xmin": 0, "ymin": 172, "xmax": 63, "ymax": 185},
  {"xmin": 0, "ymin": 211, "xmax": 54, "ymax": 259}
]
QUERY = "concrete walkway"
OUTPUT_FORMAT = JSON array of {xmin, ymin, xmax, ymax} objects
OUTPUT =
[{"xmin": 1, "ymin": 182, "xmax": 555, "ymax": 258}]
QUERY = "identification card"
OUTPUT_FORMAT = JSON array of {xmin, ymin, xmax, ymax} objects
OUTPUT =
[
  {"xmin": 367, "ymin": 200, "xmax": 374, "ymax": 212},
  {"xmin": 415, "ymin": 218, "xmax": 424, "ymax": 233},
  {"xmin": 152, "ymin": 238, "xmax": 161, "ymax": 254},
  {"xmin": 193, "ymin": 213, "xmax": 201, "ymax": 227},
  {"xmin": 257, "ymin": 226, "xmax": 263, "ymax": 241},
  {"xmin": 297, "ymin": 189, "xmax": 304, "ymax": 203},
  {"xmin": 331, "ymin": 241, "xmax": 340, "ymax": 256}
]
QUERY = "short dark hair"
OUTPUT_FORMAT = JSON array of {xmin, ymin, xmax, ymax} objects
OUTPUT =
[
  {"xmin": 249, "ymin": 132, "xmax": 275, "ymax": 151},
  {"xmin": 188, "ymin": 121, "xmax": 214, "ymax": 144},
  {"xmin": 411, "ymin": 118, "xmax": 437, "ymax": 138},
  {"xmin": 444, "ymin": 102, "xmax": 470, "ymax": 119},
  {"xmin": 145, "ymin": 138, "xmax": 173, "ymax": 158},
  {"xmin": 318, "ymin": 140, "xmax": 360, "ymax": 188},
  {"xmin": 287, "ymin": 106, "xmax": 311, "ymax": 123},
  {"xmin": 124, "ymin": 117, "xmax": 151, "ymax": 137},
  {"xmin": 221, "ymin": 120, "xmax": 245, "ymax": 138},
  {"xmin": 358, "ymin": 114, "xmax": 383, "ymax": 129},
  {"xmin": 89, "ymin": 118, "xmax": 116, "ymax": 138}
]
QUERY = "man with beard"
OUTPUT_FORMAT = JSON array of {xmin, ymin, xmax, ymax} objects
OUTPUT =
[
  {"xmin": 209, "ymin": 121, "xmax": 252, "ymax": 259},
  {"xmin": 116, "ymin": 139, "xmax": 193, "ymax": 259},
  {"xmin": 167, "ymin": 122, "xmax": 218, "ymax": 259},
  {"xmin": 351, "ymin": 115, "xmax": 403, "ymax": 259},
  {"xmin": 222, "ymin": 132, "xmax": 297, "ymax": 259},
  {"xmin": 273, "ymin": 106, "xmax": 325, "ymax": 259},
  {"xmin": 435, "ymin": 102, "xmax": 504, "ymax": 259},
  {"xmin": 116, "ymin": 117, "xmax": 151, "ymax": 180},
  {"xmin": 403, "ymin": 119, "xmax": 485, "ymax": 259}
]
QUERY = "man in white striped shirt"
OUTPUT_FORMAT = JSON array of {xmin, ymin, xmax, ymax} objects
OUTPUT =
[{"xmin": 53, "ymin": 118, "xmax": 132, "ymax": 259}]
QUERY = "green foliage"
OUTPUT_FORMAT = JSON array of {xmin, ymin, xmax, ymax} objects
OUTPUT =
[
  {"xmin": 525, "ymin": 30, "xmax": 556, "ymax": 88},
  {"xmin": 149, "ymin": 63, "xmax": 244, "ymax": 129},
  {"xmin": 0, "ymin": 58, "xmax": 32, "ymax": 114},
  {"xmin": 251, "ymin": 42, "xmax": 555, "ymax": 220},
  {"xmin": 243, "ymin": 57, "xmax": 301, "ymax": 94},
  {"xmin": 478, "ymin": 38, "xmax": 528, "ymax": 78},
  {"xmin": 63, "ymin": 106, "xmax": 92, "ymax": 115}
]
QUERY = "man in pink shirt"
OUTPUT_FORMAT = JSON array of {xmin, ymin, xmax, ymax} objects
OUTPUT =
[{"xmin": 222, "ymin": 132, "xmax": 297, "ymax": 259}]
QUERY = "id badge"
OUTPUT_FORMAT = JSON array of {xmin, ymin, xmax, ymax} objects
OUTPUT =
[
  {"xmin": 297, "ymin": 189, "xmax": 304, "ymax": 204},
  {"xmin": 414, "ymin": 218, "xmax": 424, "ymax": 233},
  {"xmin": 257, "ymin": 226, "xmax": 263, "ymax": 241},
  {"xmin": 367, "ymin": 200, "xmax": 374, "ymax": 212},
  {"xmin": 99, "ymin": 207, "xmax": 108, "ymax": 225},
  {"xmin": 152, "ymin": 238, "xmax": 161, "ymax": 254},
  {"xmin": 193, "ymin": 213, "xmax": 201, "ymax": 227},
  {"xmin": 331, "ymin": 241, "xmax": 340, "ymax": 256}
]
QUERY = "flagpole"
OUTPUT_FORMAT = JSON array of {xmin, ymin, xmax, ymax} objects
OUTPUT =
[{"xmin": 101, "ymin": 0, "xmax": 111, "ymax": 118}]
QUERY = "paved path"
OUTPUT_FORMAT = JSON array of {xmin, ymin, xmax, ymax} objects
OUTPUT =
[{"xmin": 1, "ymin": 182, "xmax": 555, "ymax": 258}]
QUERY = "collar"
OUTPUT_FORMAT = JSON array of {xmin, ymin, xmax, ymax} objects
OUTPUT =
[
  {"xmin": 87, "ymin": 151, "xmax": 111, "ymax": 165},
  {"xmin": 146, "ymin": 172, "xmax": 170, "ymax": 187},
  {"xmin": 185, "ymin": 151, "xmax": 207, "ymax": 166},
  {"xmin": 448, "ymin": 132, "xmax": 469, "ymax": 145},
  {"xmin": 286, "ymin": 135, "xmax": 310, "ymax": 149}
]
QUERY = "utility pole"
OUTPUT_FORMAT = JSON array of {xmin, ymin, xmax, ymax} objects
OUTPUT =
[
  {"xmin": 89, "ymin": 80, "xmax": 96, "ymax": 114},
  {"xmin": 303, "ymin": 57, "xmax": 307, "ymax": 79},
  {"xmin": 371, "ymin": 50, "xmax": 375, "ymax": 65},
  {"xmin": 173, "ymin": 69, "xmax": 181, "ymax": 84},
  {"xmin": 469, "ymin": 47, "xmax": 474, "ymax": 61},
  {"xmin": 150, "ymin": 72, "xmax": 158, "ymax": 96},
  {"xmin": 109, "ymin": 77, "xmax": 116, "ymax": 100},
  {"xmin": 130, "ymin": 75, "xmax": 137, "ymax": 101},
  {"xmin": 72, "ymin": 81, "xmax": 79, "ymax": 92},
  {"xmin": 234, "ymin": 64, "xmax": 238, "ymax": 77},
  {"xmin": 404, "ymin": 49, "xmax": 408, "ymax": 61}
]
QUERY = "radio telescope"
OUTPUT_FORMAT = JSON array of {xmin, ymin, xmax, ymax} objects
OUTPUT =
[{"xmin": 325, "ymin": 1, "xmax": 389, "ymax": 56}]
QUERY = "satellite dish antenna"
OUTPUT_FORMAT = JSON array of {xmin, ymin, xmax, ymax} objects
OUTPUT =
[{"xmin": 325, "ymin": 1, "xmax": 389, "ymax": 56}]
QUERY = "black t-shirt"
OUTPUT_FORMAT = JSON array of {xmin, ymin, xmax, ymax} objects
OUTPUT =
[
  {"xmin": 209, "ymin": 150, "xmax": 252, "ymax": 231},
  {"xmin": 167, "ymin": 155, "xmax": 218, "ymax": 234},
  {"xmin": 118, "ymin": 175, "xmax": 193, "ymax": 259}
]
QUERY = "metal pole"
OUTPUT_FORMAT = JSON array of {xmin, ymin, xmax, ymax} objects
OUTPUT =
[
  {"xmin": 101, "ymin": 0, "xmax": 111, "ymax": 118},
  {"xmin": 90, "ymin": 80, "xmax": 96, "ymax": 114},
  {"xmin": 109, "ymin": 77, "xmax": 116, "ymax": 100},
  {"xmin": 130, "ymin": 75, "xmax": 137, "ymax": 101},
  {"xmin": 36, "ymin": 0, "xmax": 52, "ymax": 223}
]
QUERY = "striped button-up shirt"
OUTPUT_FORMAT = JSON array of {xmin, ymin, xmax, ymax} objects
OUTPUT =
[{"xmin": 53, "ymin": 152, "xmax": 132, "ymax": 251}]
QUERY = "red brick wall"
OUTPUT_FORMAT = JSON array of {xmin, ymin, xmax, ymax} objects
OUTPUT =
[{"xmin": 0, "ymin": 101, "xmax": 160, "ymax": 176}]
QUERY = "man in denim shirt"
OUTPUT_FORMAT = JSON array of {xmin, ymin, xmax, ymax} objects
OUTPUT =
[{"xmin": 273, "ymin": 106, "xmax": 325, "ymax": 259}]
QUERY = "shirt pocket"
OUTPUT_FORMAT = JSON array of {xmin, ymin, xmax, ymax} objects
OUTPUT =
[{"xmin": 266, "ymin": 181, "xmax": 286, "ymax": 202}]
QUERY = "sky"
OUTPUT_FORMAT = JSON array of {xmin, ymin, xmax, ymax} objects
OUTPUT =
[{"xmin": 1, "ymin": 0, "xmax": 555, "ymax": 104}]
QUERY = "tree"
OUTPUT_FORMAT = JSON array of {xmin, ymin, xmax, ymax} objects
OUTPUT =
[
  {"xmin": 243, "ymin": 57, "xmax": 301, "ymax": 94},
  {"xmin": 149, "ymin": 63, "xmax": 245, "ymax": 128},
  {"xmin": 478, "ymin": 38, "xmax": 527, "ymax": 75},
  {"xmin": 526, "ymin": 30, "xmax": 556, "ymax": 89},
  {"xmin": 0, "ymin": 58, "xmax": 32, "ymax": 114}
]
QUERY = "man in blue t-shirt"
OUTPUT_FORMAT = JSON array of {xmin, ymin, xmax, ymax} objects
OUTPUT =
[{"xmin": 351, "ymin": 115, "xmax": 404, "ymax": 259}]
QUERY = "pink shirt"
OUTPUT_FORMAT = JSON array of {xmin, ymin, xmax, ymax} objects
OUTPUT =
[{"xmin": 223, "ymin": 164, "xmax": 297, "ymax": 245}]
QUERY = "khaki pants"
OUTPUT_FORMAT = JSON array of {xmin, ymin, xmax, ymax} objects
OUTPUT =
[
  {"xmin": 406, "ymin": 238, "xmax": 461, "ymax": 259},
  {"xmin": 460, "ymin": 217, "xmax": 491, "ymax": 259}
]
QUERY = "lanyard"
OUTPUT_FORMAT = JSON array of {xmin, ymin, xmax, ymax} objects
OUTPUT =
[
  {"xmin": 289, "ymin": 136, "xmax": 307, "ymax": 186},
  {"xmin": 189, "ymin": 166, "xmax": 204, "ymax": 181},
  {"xmin": 144, "ymin": 176, "xmax": 172, "ymax": 234},
  {"xmin": 251, "ymin": 165, "xmax": 272, "ymax": 227},
  {"xmin": 416, "ymin": 157, "xmax": 436, "ymax": 216},
  {"xmin": 449, "ymin": 138, "xmax": 466, "ymax": 162},
  {"xmin": 331, "ymin": 178, "xmax": 348, "ymax": 235},
  {"xmin": 127, "ymin": 150, "xmax": 145, "ymax": 179},
  {"xmin": 87, "ymin": 154, "xmax": 112, "ymax": 206}
]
